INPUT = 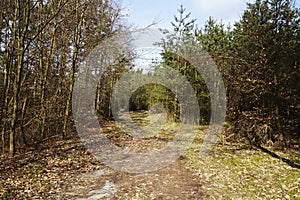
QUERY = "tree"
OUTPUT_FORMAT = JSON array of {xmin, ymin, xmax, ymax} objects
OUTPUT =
[
  {"xmin": 228, "ymin": 0, "xmax": 300, "ymax": 145},
  {"xmin": 158, "ymin": 5, "xmax": 211, "ymax": 124},
  {"xmin": 0, "ymin": 0, "xmax": 129, "ymax": 155}
]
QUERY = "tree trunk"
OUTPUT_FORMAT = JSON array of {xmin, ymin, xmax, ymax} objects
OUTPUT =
[
  {"xmin": 9, "ymin": 0, "xmax": 30, "ymax": 157},
  {"xmin": 63, "ymin": 0, "xmax": 86, "ymax": 138}
]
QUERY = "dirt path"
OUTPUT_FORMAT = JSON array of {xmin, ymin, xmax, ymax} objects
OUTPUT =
[
  {"xmin": 0, "ymin": 112, "xmax": 206, "ymax": 199},
  {"xmin": 113, "ymin": 159, "xmax": 204, "ymax": 199},
  {"xmin": 60, "ymin": 112, "xmax": 205, "ymax": 199},
  {"xmin": 62, "ymin": 150, "xmax": 204, "ymax": 199},
  {"xmin": 1, "ymin": 135, "xmax": 205, "ymax": 200}
]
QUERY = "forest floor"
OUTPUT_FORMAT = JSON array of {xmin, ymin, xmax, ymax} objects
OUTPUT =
[{"xmin": 0, "ymin": 111, "xmax": 299, "ymax": 199}]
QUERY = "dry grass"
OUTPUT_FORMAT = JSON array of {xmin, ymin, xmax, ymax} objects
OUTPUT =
[{"xmin": 184, "ymin": 129, "xmax": 300, "ymax": 199}]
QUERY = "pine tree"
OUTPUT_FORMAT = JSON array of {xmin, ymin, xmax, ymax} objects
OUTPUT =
[{"xmin": 229, "ymin": 0, "xmax": 300, "ymax": 145}]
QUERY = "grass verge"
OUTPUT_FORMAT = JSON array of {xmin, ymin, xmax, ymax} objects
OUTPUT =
[{"xmin": 184, "ymin": 128, "xmax": 300, "ymax": 199}]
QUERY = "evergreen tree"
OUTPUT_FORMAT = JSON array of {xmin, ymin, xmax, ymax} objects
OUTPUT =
[
  {"xmin": 229, "ymin": 0, "xmax": 300, "ymax": 145},
  {"xmin": 157, "ymin": 5, "xmax": 211, "ymax": 124}
]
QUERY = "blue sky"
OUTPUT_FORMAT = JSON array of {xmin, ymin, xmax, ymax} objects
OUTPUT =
[{"xmin": 122, "ymin": 0, "xmax": 300, "ymax": 29}]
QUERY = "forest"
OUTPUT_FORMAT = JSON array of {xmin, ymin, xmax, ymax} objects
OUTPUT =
[{"xmin": 0, "ymin": 0, "xmax": 299, "ymax": 199}]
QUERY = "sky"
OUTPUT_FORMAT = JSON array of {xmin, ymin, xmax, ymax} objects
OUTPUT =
[
  {"xmin": 121, "ymin": 0, "xmax": 300, "ymax": 72},
  {"xmin": 122, "ymin": 0, "xmax": 300, "ymax": 29}
]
